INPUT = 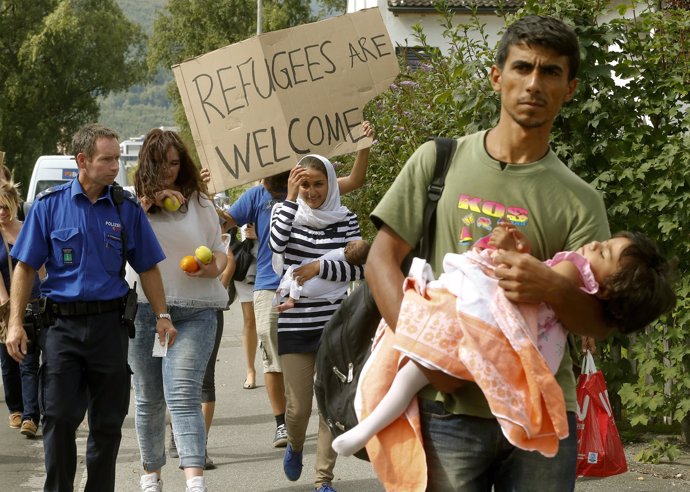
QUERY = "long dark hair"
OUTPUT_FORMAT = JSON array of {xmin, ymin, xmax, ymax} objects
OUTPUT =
[
  {"xmin": 134, "ymin": 129, "xmax": 205, "ymax": 213},
  {"xmin": 600, "ymin": 231, "xmax": 677, "ymax": 334}
]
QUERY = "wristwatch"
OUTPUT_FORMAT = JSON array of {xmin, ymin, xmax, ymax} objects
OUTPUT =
[{"xmin": 156, "ymin": 313, "xmax": 171, "ymax": 321}]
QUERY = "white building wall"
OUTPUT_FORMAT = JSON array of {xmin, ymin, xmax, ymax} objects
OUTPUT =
[
  {"xmin": 348, "ymin": 0, "xmax": 505, "ymax": 53},
  {"xmin": 347, "ymin": 0, "xmax": 378, "ymax": 12},
  {"xmin": 347, "ymin": 0, "xmax": 633, "ymax": 54}
]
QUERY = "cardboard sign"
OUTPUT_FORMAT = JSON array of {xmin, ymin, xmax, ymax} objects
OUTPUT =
[{"xmin": 173, "ymin": 8, "xmax": 399, "ymax": 192}]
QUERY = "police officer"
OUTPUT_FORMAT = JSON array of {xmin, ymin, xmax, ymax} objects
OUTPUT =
[{"xmin": 5, "ymin": 124, "xmax": 176, "ymax": 492}]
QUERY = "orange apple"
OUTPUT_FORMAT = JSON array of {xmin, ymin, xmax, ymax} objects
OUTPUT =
[{"xmin": 180, "ymin": 255, "xmax": 199, "ymax": 273}]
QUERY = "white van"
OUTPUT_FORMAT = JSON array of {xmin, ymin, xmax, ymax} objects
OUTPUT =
[{"xmin": 22, "ymin": 155, "xmax": 128, "ymax": 217}]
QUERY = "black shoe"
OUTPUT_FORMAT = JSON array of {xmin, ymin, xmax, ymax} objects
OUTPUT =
[
  {"xmin": 273, "ymin": 423, "xmax": 288, "ymax": 448},
  {"xmin": 204, "ymin": 450, "xmax": 216, "ymax": 470}
]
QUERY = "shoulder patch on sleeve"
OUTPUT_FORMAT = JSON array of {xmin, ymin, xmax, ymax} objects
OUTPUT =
[
  {"xmin": 36, "ymin": 187, "xmax": 59, "ymax": 201},
  {"xmin": 122, "ymin": 188, "xmax": 139, "ymax": 205}
]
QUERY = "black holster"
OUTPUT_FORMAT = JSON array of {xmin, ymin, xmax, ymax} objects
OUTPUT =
[
  {"xmin": 24, "ymin": 302, "xmax": 42, "ymax": 354},
  {"xmin": 122, "ymin": 283, "xmax": 138, "ymax": 339}
]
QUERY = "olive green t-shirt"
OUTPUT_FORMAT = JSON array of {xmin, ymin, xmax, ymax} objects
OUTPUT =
[{"xmin": 371, "ymin": 130, "xmax": 610, "ymax": 417}]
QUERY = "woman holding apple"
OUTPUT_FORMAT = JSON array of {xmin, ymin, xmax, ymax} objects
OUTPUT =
[
  {"xmin": 126, "ymin": 129, "xmax": 228, "ymax": 492},
  {"xmin": 269, "ymin": 155, "xmax": 365, "ymax": 492}
]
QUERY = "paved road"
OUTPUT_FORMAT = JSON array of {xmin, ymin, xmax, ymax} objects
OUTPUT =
[{"xmin": 1, "ymin": 300, "xmax": 688, "ymax": 491}]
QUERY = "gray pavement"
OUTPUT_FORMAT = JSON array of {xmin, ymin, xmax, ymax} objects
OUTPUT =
[
  {"xmin": 1, "ymin": 299, "xmax": 688, "ymax": 491},
  {"xmin": 0, "ymin": 301, "xmax": 381, "ymax": 492}
]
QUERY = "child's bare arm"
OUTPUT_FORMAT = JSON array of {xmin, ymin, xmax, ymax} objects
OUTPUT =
[{"xmin": 549, "ymin": 260, "xmax": 584, "ymax": 289}]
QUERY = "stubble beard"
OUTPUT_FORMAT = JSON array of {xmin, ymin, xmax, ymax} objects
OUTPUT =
[{"xmin": 506, "ymin": 107, "xmax": 549, "ymax": 129}]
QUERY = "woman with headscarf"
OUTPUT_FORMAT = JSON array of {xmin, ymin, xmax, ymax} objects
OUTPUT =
[{"xmin": 269, "ymin": 155, "xmax": 364, "ymax": 492}]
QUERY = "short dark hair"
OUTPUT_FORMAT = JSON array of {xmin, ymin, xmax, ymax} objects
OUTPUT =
[
  {"xmin": 599, "ymin": 231, "xmax": 677, "ymax": 334},
  {"xmin": 344, "ymin": 240, "xmax": 370, "ymax": 265},
  {"xmin": 135, "ymin": 129, "xmax": 204, "ymax": 213},
  {"xmin": 496, "ymin": 15, "xmax": 580, "ymax": 81},
  {"xmin": 71, "ymin": 123, "xmax": 119, "ymax": 161},
  {"xmin": 263, "ymin": 170, "xmax": 291, "ymax": 197}
]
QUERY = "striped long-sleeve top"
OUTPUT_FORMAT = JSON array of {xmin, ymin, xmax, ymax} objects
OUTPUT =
[{"xmin": 269, "ymin": 200, "xmax": 364, "ymax": 355}]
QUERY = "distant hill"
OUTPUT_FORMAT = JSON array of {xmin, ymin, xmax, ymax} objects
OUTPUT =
[
  {"xmin": 116, "ymin": 0, "xmax": 166, "ymax": 35},
  {"xmin": 98, "ymin": 0, "xmax": 174, "ymax": 140}
]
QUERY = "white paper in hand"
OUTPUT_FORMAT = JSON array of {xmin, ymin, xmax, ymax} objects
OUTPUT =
[{"xmin": 152, "ymin": 332, "xmax": 169, "ymax": 357}]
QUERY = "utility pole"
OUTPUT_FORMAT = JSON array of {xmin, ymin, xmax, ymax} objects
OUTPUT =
[{"xmin": 257, "ymin": 0, "xmax": 262, "ymax": 35}]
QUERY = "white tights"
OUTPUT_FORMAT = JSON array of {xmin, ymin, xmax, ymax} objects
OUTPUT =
[{"xmin": 331, "ymin": 361, "xmax": 429, "ymax": 456}]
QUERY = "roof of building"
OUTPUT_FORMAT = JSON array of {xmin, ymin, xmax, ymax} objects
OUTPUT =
[{"xmin": 388, "ymin": 0, "xmax": 522, "ymax": 12}]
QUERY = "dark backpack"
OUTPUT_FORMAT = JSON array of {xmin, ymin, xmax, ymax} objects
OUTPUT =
[{"xmin": 314, "ymin": 137, "xmax": 457, "ymax": 461}]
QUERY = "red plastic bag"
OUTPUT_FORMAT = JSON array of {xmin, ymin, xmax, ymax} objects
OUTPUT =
[{"xmin": 576, "ymin": 351, "xmax": 628, "ymax": 477}]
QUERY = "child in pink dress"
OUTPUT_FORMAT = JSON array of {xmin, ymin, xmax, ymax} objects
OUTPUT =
[{"xmin": 332, "ymin": 224, "xmax": 676, "ymax": 466}]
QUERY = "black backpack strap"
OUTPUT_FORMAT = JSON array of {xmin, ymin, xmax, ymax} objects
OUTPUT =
[
  {"xmin": 110, "ymin": 182, "xmax": 129, "ymax": 279},
  {"xmin": 418, "ymin": 137, "xmax": 457, "ymax": 260}
]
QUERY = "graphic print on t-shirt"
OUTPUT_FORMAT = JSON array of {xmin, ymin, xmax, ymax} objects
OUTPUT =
[{"xmin": 457, "ymin": 194, "xmax": 529, "ymax": 246}]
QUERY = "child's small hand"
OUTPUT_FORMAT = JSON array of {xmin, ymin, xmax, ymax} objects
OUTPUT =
[
  {"xmin": 490, "ymin": 221, "xmax": 531, "ymax": 254},
  {"xmin": 200, "ymin": 168, "xmax": 211, "ymax": 183},
  {"xmin": 511, "ymin": 229, "xmax": 530, "ymax": 254},
  {"xmin": 488, "ymin": 225, "xmax": 515, "ymax": 250}
]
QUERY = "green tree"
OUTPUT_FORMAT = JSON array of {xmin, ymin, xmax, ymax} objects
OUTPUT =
[
  {"xmin": 0, "ymin": 0, "xmax": 147, "ymax": 189},
  {"xmin": 148, "ymin": 0, "xmax": 314, "ymax": 142}
]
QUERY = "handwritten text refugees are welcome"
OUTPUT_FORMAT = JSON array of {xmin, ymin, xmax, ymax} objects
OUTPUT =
[{"xmin": 174, "ymin": 9, "xmax": 400, "ymax": 190}]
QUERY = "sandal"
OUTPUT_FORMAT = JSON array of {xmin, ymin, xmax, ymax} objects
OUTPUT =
[{"xmin": 243, "ymin": 379, "xmax": 257, "ymax": 390}]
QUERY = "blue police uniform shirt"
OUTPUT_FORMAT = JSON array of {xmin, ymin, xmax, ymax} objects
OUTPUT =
[
  {"xmin": 12, "ymin": 178, "xmax": 165, "ymax": 302},
  {"xmin": 228, "ymin": 185, "xmax": 280, "ymax": 291}
]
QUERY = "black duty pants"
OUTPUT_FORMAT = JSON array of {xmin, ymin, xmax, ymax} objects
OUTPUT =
[{"xmin": 39, "ymin": 311, "xmax": 130, "ymax": 492}]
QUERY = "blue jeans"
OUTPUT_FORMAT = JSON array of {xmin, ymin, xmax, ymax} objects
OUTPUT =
[
  {"xmin": 420, "ymin": 399, "xmax": 577, "ymax": 492},
  {"xmin": 201, "ymin": 310, "xmax": 224, "ymax": 403},
  {"xmin": 129, "ymin": 304, "xmax": 216, "ymax": 471},
  {"xmin": 0, "ymin": 342, "xmax": 40, "ymax": 423}
]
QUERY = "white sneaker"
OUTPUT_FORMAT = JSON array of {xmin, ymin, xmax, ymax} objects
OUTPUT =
[
  {"xmin": 185, "ymin": 476, "xmax": 207, "ymax": 492},
  {"xmin": 140, "ymin": 473, "xmax": 163, "ymax": 492}
]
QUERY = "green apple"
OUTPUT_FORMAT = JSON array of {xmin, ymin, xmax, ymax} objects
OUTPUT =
[
  {"xmin": 195, "ymin": 245, "xmax": 213, "ymax": 264},
  {"xmin": 163, "ymin": 196, "xmax": 181, "ymax": 212}
]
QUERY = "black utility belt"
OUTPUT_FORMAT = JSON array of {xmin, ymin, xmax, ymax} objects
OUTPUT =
[{"xmin": 49, "ymin": 298, "xmax": 125, "ymax": 317}]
